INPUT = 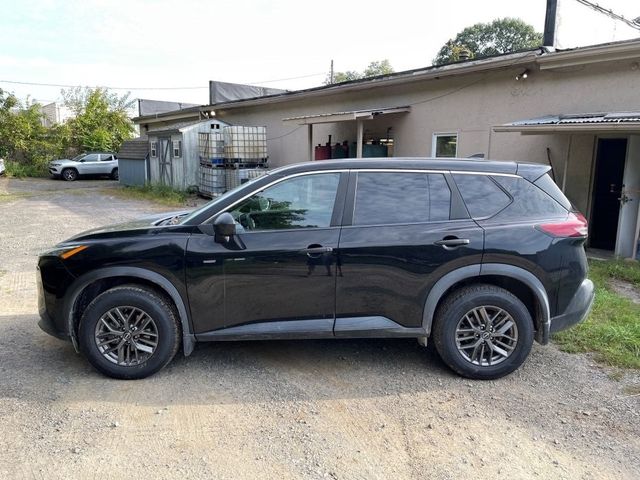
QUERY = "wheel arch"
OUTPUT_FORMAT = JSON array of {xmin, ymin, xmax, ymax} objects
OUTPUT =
[
  {"xmin": 64, "ymin": 267, "xmax": 195, "ymax": 356},
  {"xmin": 423, "ymin": 264, "xmax": 550, "ymax": 344}
]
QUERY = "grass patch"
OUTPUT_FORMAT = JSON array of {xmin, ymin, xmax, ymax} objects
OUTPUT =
[
  {"xmin": 553, "ymin": 259, "xmax": 640, "ymax": 369},
  {"xmin": 3, "ymin": 160, "xmax": 48, "ymax": 178},
  {"xmin": 107, "ymin": 184, "xmax": 192, "ymax": 207}
]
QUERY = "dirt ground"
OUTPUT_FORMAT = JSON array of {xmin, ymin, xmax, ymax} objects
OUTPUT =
[{"xmin": 0, "ymin": 177, "xmax": 639, "ymax": 480}]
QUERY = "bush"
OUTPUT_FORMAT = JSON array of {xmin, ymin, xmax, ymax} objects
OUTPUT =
[{"xmin": 4, "ymin": 159, "xmax": 49, "ymax": 178}]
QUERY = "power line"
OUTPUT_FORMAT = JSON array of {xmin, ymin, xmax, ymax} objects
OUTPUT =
[
  {"xmin": 0, "ymin": 72, "xmax": 327, "ymax": 92},
  {"xmin": 574, "ymin": 0, "xmax": 640, "ymax": 30}
]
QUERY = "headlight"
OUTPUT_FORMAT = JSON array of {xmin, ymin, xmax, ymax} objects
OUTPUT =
[
  {"xmin": 50, "ymin": 163, "xmax": 61, "ymax": 167},
  {"xmin": 41, "ymin": 245, "xmax": 88, "ymax": 259}
]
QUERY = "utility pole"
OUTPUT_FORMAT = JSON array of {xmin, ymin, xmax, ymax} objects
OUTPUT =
[
  {"xmin": 543, "ymin": 0, "xmax": 558, "ymax": 47},
  {"xmin": 330, "ymin": 60, "xmax": 334, "ymax": 84}
]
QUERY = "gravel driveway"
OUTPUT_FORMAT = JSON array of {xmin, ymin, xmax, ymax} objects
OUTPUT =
[{"xmin": 0, "ymin": 177, "xmax": 639, "ymax": 480}]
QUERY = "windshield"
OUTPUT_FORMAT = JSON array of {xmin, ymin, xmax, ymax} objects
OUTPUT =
[
  {"xmin": 71, "ymin": 154, "xmax": 85, "ymax": 161},
  {"xmin": 179, "ymin": 173, "xmax": 269, "ymax": 225}
]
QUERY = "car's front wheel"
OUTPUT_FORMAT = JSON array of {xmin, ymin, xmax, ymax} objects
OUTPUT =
[
  {"xmin": 433, "ymin": 284, "xmax": 534, "ymax": 380},
  {"xmin": 61, "ymin": 168, "xmax": 78, "ymax": 181},
  {"xmin": 78, "ymin": 285, "xmax": 181, "ymax": 379}
]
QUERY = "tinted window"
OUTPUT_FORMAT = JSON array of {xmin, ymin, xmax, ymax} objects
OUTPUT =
[
  {"xmin": 492, "ymin": 176, "xmax": 567, "ymax": 219},
  {"xmin": 353, "ymin": 172, "xmax": 451, "ymax": 226},
  {"xmin": 533, "ymin": 173, "xmax": 573, "ymax": 210},
  {"xmin": 229, "ymin": 173, "xmax": 340, "ymax": 231},
  {"xmin": 453, "ymin": 174, "xmax": 511, "ymax": 218}
]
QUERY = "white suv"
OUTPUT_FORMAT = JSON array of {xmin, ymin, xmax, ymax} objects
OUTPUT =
[{"xmin": 49, "ymin": 153, "xmax": 118, "ymax": 181}]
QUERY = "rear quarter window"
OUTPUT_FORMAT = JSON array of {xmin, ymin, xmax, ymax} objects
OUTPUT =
[
  {"xmin": 492, "ymin": 176, "xmax": 567, "ymax": 220},
  {"xmin": 533, "ymin": 173, "xmax": 573, "ymax": 211},
  {"xmin": 452, "ymin": 174, "xmax": 511, "ymax": 218}
]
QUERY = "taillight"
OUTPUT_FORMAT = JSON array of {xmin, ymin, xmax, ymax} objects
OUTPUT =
[{"xmin": 537, "ymin": 213, "xmax": 588, "ymax": 238}]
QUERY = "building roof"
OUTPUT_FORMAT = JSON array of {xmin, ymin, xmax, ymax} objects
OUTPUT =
[
  {"xmin": 132, "ymin": 38, "xmax": 640, "ymax": 124},
  {"xmin": 494, "ymin": 112, "xmax": 640, "ymax": 133},
  {"xmin": 117, "ymin": 138, "xmax": 149, "ymax": 160}
]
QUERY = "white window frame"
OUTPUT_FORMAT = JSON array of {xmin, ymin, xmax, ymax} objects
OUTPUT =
[
  {"xmin": 150, "ymin": 141, "xmax": 157, "ymax": 158},
  {"xmin": 172, "ymin": 140, "xmax": 182, "ymax": 158},
  {"xmin": 431, "ymin": 132, "xmax": 459, "ymax": 158}
]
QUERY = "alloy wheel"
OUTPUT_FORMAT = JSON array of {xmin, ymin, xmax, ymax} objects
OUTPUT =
[
  {"xmin": 94, "ymin": 306, "xmax": 158, "ymax": 366},
  {"xmin": 455, "ymin": 305, "xmax": 519, "ymax": 366}
]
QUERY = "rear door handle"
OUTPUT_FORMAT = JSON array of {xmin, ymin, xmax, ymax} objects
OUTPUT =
[{"xmin": 434, "ymin": 238, "xmax": 470, "ymax": 248}]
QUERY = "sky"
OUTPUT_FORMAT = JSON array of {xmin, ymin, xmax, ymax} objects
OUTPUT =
[{"xmin": 0, "ymin": 0, "xmax": 638, "ymax": 109}]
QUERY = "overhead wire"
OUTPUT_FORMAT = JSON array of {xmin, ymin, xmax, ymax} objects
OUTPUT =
[{"xmin": 0, "ymin": 71, "xmax": 327, "ymax": 92}]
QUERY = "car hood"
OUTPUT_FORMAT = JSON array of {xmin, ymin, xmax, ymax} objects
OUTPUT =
[
  {"xmin": 50, "ymin": 158, "xmax": 76, "ymax": 164},
  {"xmin": 63, "ymin": 210, "xmax": 192, "ymax": 241}
]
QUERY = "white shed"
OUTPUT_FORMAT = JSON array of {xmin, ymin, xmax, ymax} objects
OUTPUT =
[{"xmin": 147, "ymin": 119, "xmax": 229, "ymax": 190}]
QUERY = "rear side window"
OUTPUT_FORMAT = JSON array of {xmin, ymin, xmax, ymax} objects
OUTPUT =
[
  {"xmin": 492, "ymin": 176, "xmax": 567, "ymax": 219},
  {"xmin": 452, "ymin": 174, "xmax": 511, "ymax": 218},
  {"xmin": 533, "ymin": 173, "xmax": 573, "ymax": 211},
  {"xmin": 353, "ymin": 172, "xmax": 451, "ymax": 226}
]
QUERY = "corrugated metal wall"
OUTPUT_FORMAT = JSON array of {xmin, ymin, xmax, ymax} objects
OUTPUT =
[{"xmin": 119, "ymin": 158, "xmax": 147, "ymax": 186}]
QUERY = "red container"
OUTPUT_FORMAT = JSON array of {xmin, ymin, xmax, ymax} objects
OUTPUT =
[{"xmin": 315, "ymin": 144, "xmax": 332, "ymax": 160}]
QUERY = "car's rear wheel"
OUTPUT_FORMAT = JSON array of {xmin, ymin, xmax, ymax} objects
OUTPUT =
[
  {"xmin": 62, "ymin": 168, "xmax": 78, "ymax": 181},
  {"xmin": 111, "ymin": 168, "xmax": 118, "ymax": 180},
  {"xmin": 78, "ymin": 285, "xmax": 180, "ymax": 379},
  {"xmin": 433, "ymin": 284, "xmax": 534, "ymax": 380}
]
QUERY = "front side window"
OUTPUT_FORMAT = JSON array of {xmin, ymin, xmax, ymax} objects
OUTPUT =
[
  {"xmin": 82, "ymin": 153, "xmax": 100, "ymax": 162},
  {"xmin": 353, "ymin": 172, "xmax": 451, "ymax": 226},
  {"xmin": 229, "ymin": 173, "xmax": 340, "ymax": 231},
  {"xmin": 432, "ymin": 133, "xmax": 458, "ymax": 158}
]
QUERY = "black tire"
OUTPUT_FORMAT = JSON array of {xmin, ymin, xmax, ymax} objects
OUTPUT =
[
  {"xmin": 62, "ymin": 168, "xmax": 78, "ymax": 181},
  {"xmin": 78, "ymin": 285, "xmax": 181, "ymax": 379},
  {"xmin": 111, "ymin": 168, "xmax": 119, "ymax": 180},
  {"xmin": 433, "ymin": 284, "xmax": 534, "ymax": 380}
]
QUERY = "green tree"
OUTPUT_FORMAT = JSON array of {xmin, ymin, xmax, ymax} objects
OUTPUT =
[
  {"xmin": 62, "ymin": 87, "xmax": 135, "ymax": 152},
  {"xmin": 0, "ymin": 89, "xmax": 64, "ymax": 174},
  {"xmin": 433, "ymin": 18, "xmax": 542, "ymax": 65},
  {"xmin": 326, "ymin": 59, "xmax": 394, "ymax": 84}
]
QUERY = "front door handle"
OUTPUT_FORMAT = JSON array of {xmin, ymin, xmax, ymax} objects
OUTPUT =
[
  {"xmin": 434, "ymin": 238, "xmax": 470, "ymax": 248},
  {"xmin": 300, "ymin": 245, "xmax": 334, "ymax": 256}
]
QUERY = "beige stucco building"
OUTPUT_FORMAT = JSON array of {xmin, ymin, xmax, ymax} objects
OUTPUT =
[{"xmin": 134, "ymin": 39, "xmax": 640, "ymax": 259}]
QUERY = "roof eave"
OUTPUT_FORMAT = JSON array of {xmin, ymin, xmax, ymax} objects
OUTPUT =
[
  {"xmin": 538, "ymin": 40, "xmax": 640, "ymax": 70},
  {"xmin": 493, "ymin": 123, "xmax": 640, "ymax": 134}
]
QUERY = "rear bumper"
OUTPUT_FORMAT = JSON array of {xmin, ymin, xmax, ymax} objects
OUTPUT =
[{"xmin": 549, "ymin": 279, "xmax": 595, "ymax": 334}]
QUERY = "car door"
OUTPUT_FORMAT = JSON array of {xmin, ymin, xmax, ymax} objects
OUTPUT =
[
  {"xmin": 185, "ymin": 170, "xmax": 348, "ymax": 337},
  {"xmin": 98, "ymin": 154, "xmax": 114, "ymax": 175},
  {"xmin": 334, "ymin": 170, "xmax": 484, "ymax": 335},
  {"xmin": 79, "ymin": 153, "xmax": 101, "ymax": 174}
]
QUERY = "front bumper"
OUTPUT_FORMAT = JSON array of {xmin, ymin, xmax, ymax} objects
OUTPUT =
[{"xmin": 549, "ymin": 279, "xmax": 595, "ymax": 334}]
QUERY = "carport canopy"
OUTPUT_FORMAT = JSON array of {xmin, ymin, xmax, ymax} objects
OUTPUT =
[
  {"xmin": 282, "ymin": 106, "xmax": 410, "ymax": 160},
  {"xmin": 493, "ymin": 112, "xmax": 640, "ymax": 134}
]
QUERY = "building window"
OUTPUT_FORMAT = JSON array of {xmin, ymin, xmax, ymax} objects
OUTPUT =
[
  {"xmin": 432, "ymin": 133, "xmax": 458, "ymax": 158},
  {"xmin": 172, "ymin": 140, "xmax": 182, "ymax": 158},
  {"xmin": 150, "ymin": 141, "xmax": 157, "ymax": 157}
]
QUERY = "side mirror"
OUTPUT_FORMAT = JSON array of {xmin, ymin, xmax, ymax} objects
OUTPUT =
[{"xmin": 213, "ymin": 212, "xmax": 237, "ymax": 242}]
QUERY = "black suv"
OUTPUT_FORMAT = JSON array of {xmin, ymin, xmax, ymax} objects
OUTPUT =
[{"xmin": 37, "ymin": 159, "xmax": 594, "ymax": 380}]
